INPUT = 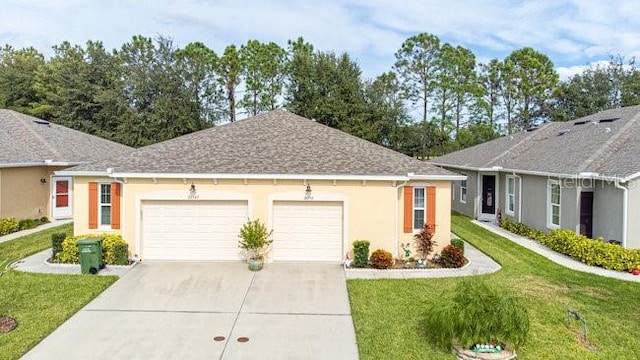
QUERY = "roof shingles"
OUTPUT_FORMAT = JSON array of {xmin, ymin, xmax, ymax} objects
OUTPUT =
[
  {"xmin": 0, "ymin": 110, "xmax": 132, "ymax": 165},
  {"xmin": 69, "ymin": 109, "xmax": 456, "ymax": 177},
  {"xmin": 431, "ymin": 106, "xmax": 640, "ymax": 179}
]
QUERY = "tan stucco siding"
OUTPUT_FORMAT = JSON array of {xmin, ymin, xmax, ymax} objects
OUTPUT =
[
  {"xmin": 72, "ymin": 177, "xmax": 453, "ymax": 259},
  {"xmin": 396, "ymin": 181, "xmax": 452, "ymax": 255},
  {"xmin": 0, "ymin": 166, "xmax": 59, "ymax": 219}
]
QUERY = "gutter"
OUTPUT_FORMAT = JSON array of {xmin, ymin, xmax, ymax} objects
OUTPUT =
[
  {"xmin": 614, "ymin": 181, "xmax": 628, "ymax": 248},
  {"xmin": 1, "ymin": 161, "xmax": 84, "ymax": 169}
]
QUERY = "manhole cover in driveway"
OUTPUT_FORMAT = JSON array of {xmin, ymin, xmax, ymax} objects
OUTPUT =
[
  {"xmin": 237, "ymin": 337, "xmax": 249, "ymax": 343},
  {"xmin": 213, "ymin": 336, "xmax": 226, "ymax": 342},
  {"xmin": 0, "ymin": 316, "xmax": 17, "ymax": 334}
]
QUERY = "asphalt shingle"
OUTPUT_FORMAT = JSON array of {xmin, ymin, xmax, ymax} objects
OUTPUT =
[
  {"xmin": 431, "ymin": 106, "xmax": 640, "ymax": 179},
  {"xmin": 68, "ymin": 109, "xmax": 457, "ymax": 177},
  {"xmin": 0, "ymin": 110, "xmax": 132, "ymax": 165}
]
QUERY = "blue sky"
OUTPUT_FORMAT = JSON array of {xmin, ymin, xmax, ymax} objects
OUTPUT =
[{"xmin": 2, "ymin": 0, "xmax": 639, "ymax": 80}]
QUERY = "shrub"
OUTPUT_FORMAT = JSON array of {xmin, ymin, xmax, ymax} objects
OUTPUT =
[
  {"xmin": 102, "ymin": 234, "xmax": 129, "ymax": 265},
  {"xmin": 450, "ymin": 239, "xmax": 465, "ymax": 254},
  {"xmin": 414, "ymin": 223, "xmax": 437, "ymax": 259},
  {"xmin": 0, "ymin": 218, "xmax": 19, "ymax": 236},
  {"xmin": 425, "ymin": 279, "xmax": 529, "ymax": 351},
  {"xmin": 59, "ymin": 233, "xmax": 129, "ymax": 265},
  {"xmin": 352, "ymin": 240, "xmax": 370, "ymax": 268},
  {"xmin": 18, "ymin": 218, "xmax": 40, "ymax": 231},
  {"xmin": 110, "ymin": 242, "xmax": 129, "ymax": 265},
  {"xmin": 439, "ymin": 245, "xmax": 467, "ymax": 268},
  {"xmin": 500, "ymin": 218, "xmax": 640, "ymax": 272},
  {"xmin": 51, "ymin": 232, "xmax": 66, "ymax": 260},
  {"xmin": 238, "ymin": 219, "xmax": 273, "ymax": 260},
  {"xmin": 369, "ymin": 249, "xmax": 394, "ymax": 269},
  {"xmin": 40, "ymin": 216, "xmax": 49, "ymax": 224}
]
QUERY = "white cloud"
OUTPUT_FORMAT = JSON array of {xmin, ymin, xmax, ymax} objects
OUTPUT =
[{"xmin": 1, "ymin": 0, "xmax": 639, "ymax": 80}]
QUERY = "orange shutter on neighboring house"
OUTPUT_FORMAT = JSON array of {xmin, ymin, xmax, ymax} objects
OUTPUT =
[
  {"xmin": 88, "ymin": 182, "xmax": 98, "ymax": 229},
  {"xmin": 426, "ymin": 186, "xmax": 436, "ymax": 227},
  {"xmin": 403, "ymin": 186, "xmax": 413, "ymax": 233},
  {"xmin": 111, "ymin": 183, "xmax": 121, "ymax": 230}
]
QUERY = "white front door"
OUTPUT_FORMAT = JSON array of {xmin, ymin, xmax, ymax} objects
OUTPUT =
[{"xmin": 52, "ymin": 177, "xmax": 72, "ymax": 219}]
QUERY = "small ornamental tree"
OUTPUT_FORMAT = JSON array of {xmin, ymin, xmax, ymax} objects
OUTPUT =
[
  {"xmin": 238, "ymin": 219, "xmax": 273, "ymax": 260},
  {"xmin": 414, "ymin": 223, "xmax": 437, "ymax": 259}
]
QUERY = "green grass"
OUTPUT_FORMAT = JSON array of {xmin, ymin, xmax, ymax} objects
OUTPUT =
[
  {"xmin": 0, "ymin": 224, "xmax": 116, "ymax": 360},
  {"xmin": 347, "ymin": 213, "xmax": 640, "ymax": 359}
]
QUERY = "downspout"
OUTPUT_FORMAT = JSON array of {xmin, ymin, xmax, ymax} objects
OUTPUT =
[
  {"xmin": 614, "ymin": 181, "xmax": 628, "ymax": 248},
  {"xmin": 394, "ymin": 181, "xmax": 409, "ymax": 259}
]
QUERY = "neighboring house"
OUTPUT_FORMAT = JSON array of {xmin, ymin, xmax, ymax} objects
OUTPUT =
[
  {"xmin": 58, "ymin": 110, "xmax": 465, "ymax": 262},
  {"xmin": 0, "ymin": 110, "xmax": 132, "ymax": 220},
  {"xmin": 432, "ymin": 105, "xmax": 640, "ymax": 249}
]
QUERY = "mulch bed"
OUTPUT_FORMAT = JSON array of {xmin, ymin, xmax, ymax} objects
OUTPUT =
[{"xmin": 0, "ymin": 316, "xmax": 17, "ymax": 334}]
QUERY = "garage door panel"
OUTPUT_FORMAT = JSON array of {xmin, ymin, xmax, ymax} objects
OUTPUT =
[
  {"xmin": 273, "ymin": 201, "xmax": 343, "ymax": 262},
  {"xmin": 142, "ymin": 200, "xmax": 248, "ymax": 261}
]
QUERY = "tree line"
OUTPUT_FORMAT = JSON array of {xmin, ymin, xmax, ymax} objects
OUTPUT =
[{"xmin": 1, "ymin": 33, "xmax": 640, "ymax": 156}]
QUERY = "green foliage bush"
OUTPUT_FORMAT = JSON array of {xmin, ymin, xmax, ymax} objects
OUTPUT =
[
  {"xmin": 352, "ymin": 240, "xmax": 370, "ymax": 268},
  {"xmin": 18, "ymin": 218, "xmax": 40, "ymax": 231},
  {"xmin": 369, "ymin": 249, "xmax": 394, "ymax": 269},
  {"xmin": 110, "ymin": 242, "xmax": 129, "ymax": 265},
  {"xmin": 425, "ymin": 279, "xmax": 529, "ymax": 351},
  {"xmin": 499, "ymin": 218, "xmax": 640, "ymax": 272},
  {"xmin": 450, "ymin": 239, "xmax": 465, "ymax": 254},
  {"xmin": 51, "ymin": 232, "xmax": 66, "ymax": 260},
  {"xmin": 102, "ymin": 234, "xmax": 129, "ymax": 265},
  {"xmin": 0, "ymin": 217, "xmax": 19, "ymax": 236},
  {"xmin": 439, "ymin": 245, "xmax": 467, "ymax": 268},
  {"xmin": 59, "ymin": 233, "xmax": 129, "ymax": 265}
]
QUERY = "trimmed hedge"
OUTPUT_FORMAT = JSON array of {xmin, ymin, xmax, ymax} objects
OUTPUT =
[
  {"xmin": 0, "ymin": 217, "xmax": 19, "ymax": 236},
  {"xmin": 352, "ymin": 240, "xmax": 370, "ymax": 268},
  {"xmin": 0, "ymin": 216, "xmax": 49, "ymax": 235},
  {"xmin": 51, "ymin": 232, "xmax": 66, "ymax": 260},
  {"xmin": 59, "ymin": 233, "xmax": 129, "ymax": 265},
  {"xmin": 499, "ymin": 218, "xmax": 640, "ymax": 272},
  {"xmin": 450, "ymin": 238, "xmax": 465, "ymax": 254}
]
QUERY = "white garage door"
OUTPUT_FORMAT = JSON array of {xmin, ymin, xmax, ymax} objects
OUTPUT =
[
  {"xmin": 272, "ymin": 201, "xmax": 343, "ymax": 262},
  {"xmin": 142, "ymin": 200, "xmax": 248, "ymax": 261}
]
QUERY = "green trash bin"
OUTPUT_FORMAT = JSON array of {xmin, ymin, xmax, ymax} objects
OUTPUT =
[{"xmin": 77, "ymin": 238, "xmax": 104, "ymax": 274}]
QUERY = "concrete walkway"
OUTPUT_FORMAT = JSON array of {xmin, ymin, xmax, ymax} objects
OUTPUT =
[
  {"xmin": 0, "ymin": 219, "xmax": 72, "ymax": 244},
  {"xmin": 12, "ymin": 249, "xmax": 133, "ymax": 277},
  {"xmin": 345, "ymin": 238, "xmax": 501, "ymax": 279},
  {"xmin": 473, "ymin": 220, "xmax": 640, "ymax": 283}
]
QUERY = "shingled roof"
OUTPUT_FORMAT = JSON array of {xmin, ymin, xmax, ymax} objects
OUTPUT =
[
  {"xmin": 431, "ymin": 105, "xmax": 640, "ymax": 180},
  {"xmin": 65, "ymin": 109, "xmax": 460, "ymax": 179},
  {"xmin": 0, "ymin": 110, "xmax": 132, "ymax": 166}
]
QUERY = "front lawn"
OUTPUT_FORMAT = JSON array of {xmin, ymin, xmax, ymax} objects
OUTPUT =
[
  {"xmin": 0, "ymin": 224, "xmax": 116, "ymax": 360},
  {"xmin": 347, "ymin": 213, "xmax": 640, "ymax": 359}
]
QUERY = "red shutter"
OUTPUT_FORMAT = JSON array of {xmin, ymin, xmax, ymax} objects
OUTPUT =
[
  {"xmin": 426, "ymin": 186, "xmax": 436, "ymax": 227},
  {"xmin": 403, "ymin": 186, "xmax": 413, "ymax": 233},
  {"xmin": 88, "ymin": 182, "xmax": 98, "ymax": 229},
  {"xmin": 111, "ymin": 183, "xmax": 121, "ymax": 230}
]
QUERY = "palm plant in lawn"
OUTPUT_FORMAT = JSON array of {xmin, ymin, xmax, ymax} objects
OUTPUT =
[
  {"xmin": 238, "ymin": 219, "xmax": 273, "ymax": 271},
  {"xmin": 424, "ymin": 278, "xmax": 529, "ymax": 353}
]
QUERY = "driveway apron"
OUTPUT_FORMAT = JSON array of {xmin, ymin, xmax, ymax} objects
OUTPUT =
[{"xmin": 21, "ymin": 262, "xmax": 358, "ymax": 360}]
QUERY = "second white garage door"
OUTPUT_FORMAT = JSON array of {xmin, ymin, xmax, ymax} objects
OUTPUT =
[
  {"xmin": 272, "ymin": 201, "xmax": 343, "ymax": 262},
  {"xmin": 141, "ymin": 200, "xmax": 248, "ymax": 261}
]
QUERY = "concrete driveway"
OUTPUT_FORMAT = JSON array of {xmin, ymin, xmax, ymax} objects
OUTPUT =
[{"xmin": 22, "ymin": 262, "xmax": 358, "ymax": 360}]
